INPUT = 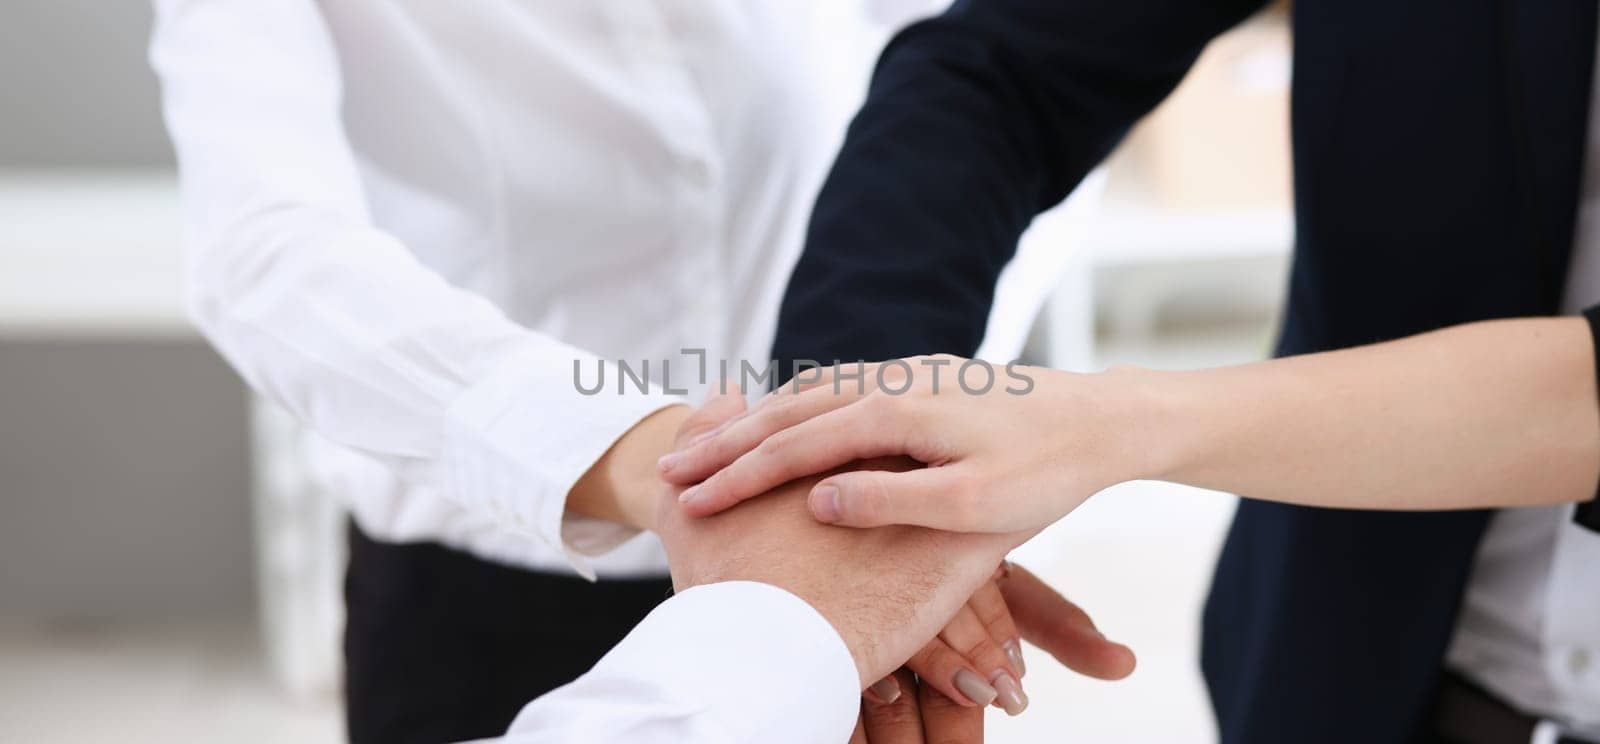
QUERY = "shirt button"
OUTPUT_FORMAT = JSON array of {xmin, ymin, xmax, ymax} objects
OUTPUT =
[{"xmin": 1570, "ymin": 647, "xmax": 1592, "ymax": 676}]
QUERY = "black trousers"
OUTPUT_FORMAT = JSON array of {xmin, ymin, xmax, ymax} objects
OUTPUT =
[{"xmin": 343, "ymin": 522, "xmax": 673, "ymax": 743}]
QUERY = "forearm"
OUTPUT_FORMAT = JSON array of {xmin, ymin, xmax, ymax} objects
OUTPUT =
[{"xmin": 1142, "ymin": 317, "xmax": 1600, "ymax": 510}]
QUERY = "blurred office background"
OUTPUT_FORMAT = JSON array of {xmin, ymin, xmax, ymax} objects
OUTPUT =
[{"xmin": 0, "ymin": 2, "xmax": 1289, "ymax": 742}]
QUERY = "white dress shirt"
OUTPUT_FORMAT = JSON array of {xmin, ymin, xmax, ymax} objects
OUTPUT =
[
  {"xmin": 1444, "ymin": 20, "xmax": 1600, "ymax": 737},
  {"xmin": 149, "ymin": 0, "xmax": 879, "ymax": 578},
  {"xmin": 480, "ymin": 581, "xmax": 861, "ymax": 744}
]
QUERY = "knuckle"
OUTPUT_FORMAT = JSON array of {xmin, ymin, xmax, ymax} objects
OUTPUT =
[
  {"xmin": 853, "ymin": 477, "xmax": 891, "ymax": 523},
  {"xmin": 698, "ymin": 445, "xmax": 742, "ymax": 476},
  {"xmin": 943, "ymin": 480, "xmax": 987, "ymax": 531},
  {"xmin": 866, "ymin": 404, "xmax": 910, "ymax": 445},
  {"xmin": 906, "ymin": 644, "xmax": 939, "ymax": 671},
  {"xmin": 755, "ymin": 392, "xmax": 793, "ymax": 419},
  {"xmin": 756, "ymin": 429, "xmax": 793, "ymax": 457},
  {"xmin": 863, "ymin": 697, "xmax": 920, "ymax": 726},
  {"xmin": 772, "ymin": 396, "xmax": 817, "ymax": 430},
  {"xmin": 972, "ymin": 598, "xmax": 1009, "ymax": 629},
  {"xmin": 697, "ymin": 435, "xmax": 734, "ymax": 465},
  {"xmin": 948, "ymin": 471, "xmax": 979, "ymax": 501},
  {"xmin": 920, "ymin": 684, "xmax": 966, "ymax": 711},
  {"xmin": 866, "ymin": 390, "xmax": 908, "ymax": 418},
  {"xmin": 752, "ymin": 389, "xmax": 785, "ymax": 411},
  {"xmin": 962, "ymin": 639, "xmax": 1004, "ymax": 669}
]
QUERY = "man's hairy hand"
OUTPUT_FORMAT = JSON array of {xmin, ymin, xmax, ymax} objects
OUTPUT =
[{"xmin": 654, "ymin": 391, "xmax": 1034, "ymax": 687}]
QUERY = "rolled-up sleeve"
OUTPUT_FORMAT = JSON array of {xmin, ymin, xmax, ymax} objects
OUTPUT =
[{"xmin": 150, "ymin": 0, "xmax": 681, "ymax": 578}]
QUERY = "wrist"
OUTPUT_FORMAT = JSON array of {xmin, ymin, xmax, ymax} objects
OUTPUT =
[
  {"xmin": 1111, "ymin": 366, "xmax": 1212, "ymax": 485},
  {"xmin": 569, "ymin": 404, "xmax": 692, "ymax": 531},
  {"xmin": 1067, "ymin": 365, "xmax": 1195, "ymax": 486}
]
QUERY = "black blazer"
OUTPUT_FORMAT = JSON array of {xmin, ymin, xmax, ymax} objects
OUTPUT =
[{"xmin": 769, "ymin": 1, "xmax": 1598, "ymax": 742}]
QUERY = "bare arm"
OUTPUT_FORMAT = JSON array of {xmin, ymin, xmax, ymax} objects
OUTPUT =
[
  {"xmin": 663, "ymin": 318, "xmax": 1600, "ymax": 532},
  {"xmin": 1154, "ymin": 317, "xmax": 1600, "ymax": 511}
]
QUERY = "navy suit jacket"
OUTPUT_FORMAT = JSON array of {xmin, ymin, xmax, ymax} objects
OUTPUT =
[{"xmin": 769, "ymin": 0, "xmax": 1598, "ymax": 741}]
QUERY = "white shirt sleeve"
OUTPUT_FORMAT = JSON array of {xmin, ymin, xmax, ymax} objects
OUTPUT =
[
  {"xmin": 148, "ymin": 0, "xmax": 681, "ymax": 578},
  {"xmin": 487, "ymin": 581, "xmax": 862, "ymax": 743}
]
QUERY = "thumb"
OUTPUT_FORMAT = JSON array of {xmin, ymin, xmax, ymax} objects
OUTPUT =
[
  {"xmin": 674, "ymin": 386, "xmax": 749, "ymax": 448},
  {"xmin": 808, "ymin": 467, "xmax": 975, "ymax": 530}
]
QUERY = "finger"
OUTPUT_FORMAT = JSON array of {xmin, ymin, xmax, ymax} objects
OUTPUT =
[
  {"xmin": 916, "ymin": 678, "xmax": 984, "ymax": 744},
  {"xmin": 677, "ymin": 401, "xmax": 918, "ymax": 517},
  {"xmin": 999, "ymin": 563, "xmax": 1136, "ymax": 681},
  {"xmin": 806, "ymin": 466, "xmax": 990, "ymax": 531},
  {"xmin": 660, "ymin": 379, "xmax": 866, "ymax": 486},
  {"xmin": 769, "ymin": 360, "xmax": 882, "ymax": 398},
  {"xmin": 850, "ymin": 714, "xmax": 869, "ymax": 744},
  {"xmin": 936, "ymin": 604, "xmax": 1027, "ymax": 716},
  {"xmin": 966, "ymin": 579, "xmax": 1026, "ymax": 678},
  {"xmin": 905, "ymin": 636, "xmax": 995, "ymax": 709},
  {"xmin": 864, "ymin": 675, "xmax": 903, "ymax": 705},
  {"xmin": 672, "ymin": 384, "xmax": 751, "ymax": 448},
  {"xmin": 861, "ymin": 669, "xmax": 924, "ymax": 743}
]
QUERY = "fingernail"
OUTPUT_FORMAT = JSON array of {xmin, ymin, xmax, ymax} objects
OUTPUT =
[
  {"xmin": 867, "ymin": 677, "xmax": 901, "ymax": 704},
  {"xmin": 1004, "ymin": 639, "xmax": 1027, "ymax": 676},
  {"xmin": 811, "ymin": 484, "xmax": 841, "ymax": 523},
  {"xmin": 657, "ymin": 452, "xmax": 683, "ymax": 472},
  {"xmin": 992, "ymin": 672, "xmax": 1029, "ymax": 716},
  {"xmin": 677, "ymin": 485, "xmax": 700, "ymax": 504},
  {"xmin": 953, "ymin": 668, "xmax": 997, "ymax": 707}
]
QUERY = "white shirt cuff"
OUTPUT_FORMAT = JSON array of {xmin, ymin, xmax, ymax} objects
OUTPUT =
[
  {"xmin": 443, "ymin": 348, "xmax": 684, "ymax": 579},
  {"xmin": 503, "ymin": 581, "xmax": 861, "ymax": 743}
]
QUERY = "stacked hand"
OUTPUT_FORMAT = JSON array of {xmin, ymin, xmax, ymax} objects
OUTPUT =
[
  {"xmin": 660, "ymin": 357, "xmax": 1147, "ymax": 533},
  {"xmin": 653, "ymin": 386, "xmax": 1134, "ymax": 741}
]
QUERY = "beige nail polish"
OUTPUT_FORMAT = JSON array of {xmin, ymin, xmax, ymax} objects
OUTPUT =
[
  {"xmin": 867, "ymin": 677, "xmax": 901, "ymax": 704},
  {"xmin": 953, "ymin": 668, "xmax": 998, "ymax": 707},
  {"xmin": 992, "ymin": 672, "xmax": 1029, "ymax": 716},
  {"xmin": 1004, "ymin": 639, "xmax": 1027, "ymax": 676}
]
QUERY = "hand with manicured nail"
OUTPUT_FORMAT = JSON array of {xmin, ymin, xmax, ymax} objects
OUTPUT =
[
  {"xmin": 865, "ymin": 571, "xmax": 1028, "ymax": 717},
  {"xmin": 654, "ymin": 389, "xmax": 1134, "ymax": 722},
  {"xmin": 853, "ymin": 564, "xmax": 1141, "ymax": 742},
  {"xmin": 881, "ymin": 561, "xmax": 1134, "ymax": 717},
  {"xmin": 851, "ymin": 668, "xmax": 982, "ymax": 744}
]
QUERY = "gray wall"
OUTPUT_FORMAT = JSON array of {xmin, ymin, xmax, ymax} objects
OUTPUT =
[
  {"xmin": 0, "ymin": 1, "xmax": 172, "ymax": 167},
  {"xmin": 0, "ymin": 4, "xmax": 257, "ymax": 621},
  {"xmin": 0, "ymin": 340, "xmax": 253, "ymax": 619}
]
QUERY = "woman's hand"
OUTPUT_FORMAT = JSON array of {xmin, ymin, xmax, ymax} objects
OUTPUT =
[
  {"xmin": 893, "ymin": 571, "xmax": 1029, "ymax": 716},
  {"xmin": 852, "ymin": 669, "xmax": 980, "ymax": 743},
  {"xmin": 858, "ymin": 561, "xmax": 1137, "ymax": 741},
  {"xmin": 882, "ymin": 561, "xmax": 1134, "ymax": 719},
  {"xmin": 659, "ymin": 356, "xmax": 1163, "ymax": 533}
]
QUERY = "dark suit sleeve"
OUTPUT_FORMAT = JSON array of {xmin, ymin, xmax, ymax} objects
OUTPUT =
[
  {"xmin": 1578, "ymin": 305, "xmax": 1600, "ymax": 531},
  {"xmin": 771, "ymin": 0, "xmax": 1269, "ymax": 378}
]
